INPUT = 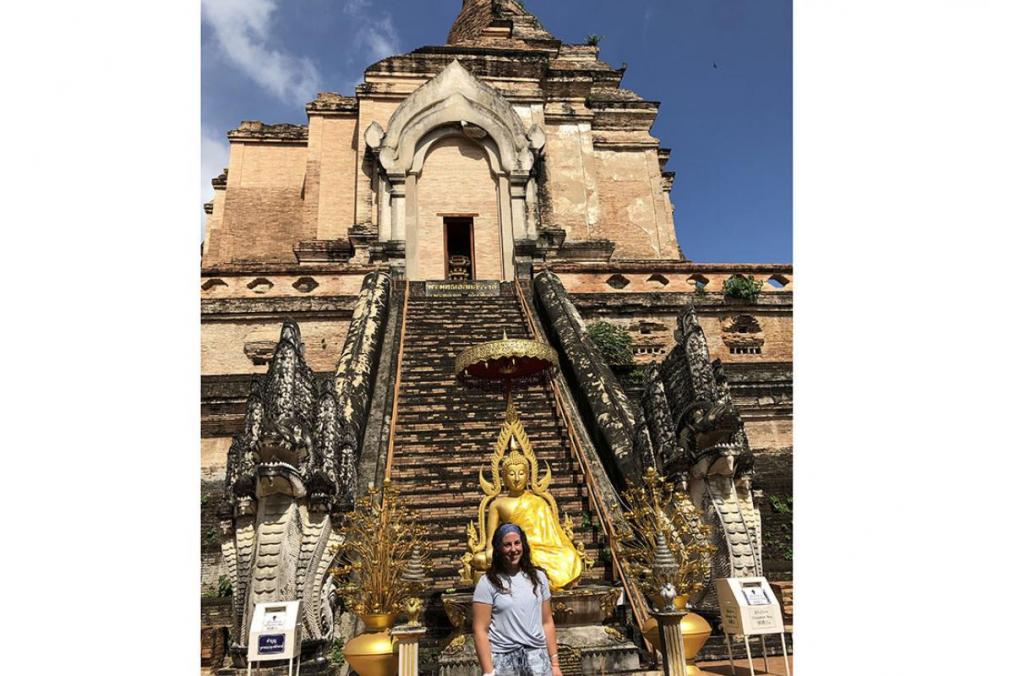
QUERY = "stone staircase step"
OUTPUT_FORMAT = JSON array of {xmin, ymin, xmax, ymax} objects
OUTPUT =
[{"xmin": 387, "ymin": 287, "xmax": 614, "ymax": 615}]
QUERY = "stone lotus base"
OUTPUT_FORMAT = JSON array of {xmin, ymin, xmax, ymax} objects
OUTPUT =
[{"xmin": 439, "ymin": 585, "xmax": 638, "ymax": 675}]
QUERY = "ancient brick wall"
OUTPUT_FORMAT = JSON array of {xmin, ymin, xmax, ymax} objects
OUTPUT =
[
  {"xmin": 697, "ymin": 311, "xmax": 794, "ymax": 363},
  {"xmin": 320, "ymin": 115, "xmax": 359, "ymax": 237},
  {"xmin": 447, "ymin": 0, "xmax": 495, "ymax": 44},
  {"xmin": 753, "ymin": 449, "xmax": 793, "ymax": 580},
  {"xmin": 543, "ymin": 122, "xmax": 598, "ymax": 241},
  {"xmin": 592, "ymin": 149, "xmax": 679, "ymax": 259},
  {"xmin": 203, "ymin": 182, "xmax": 227, "ymax": 261},
  {"xmin": 201, "ymin": 319, "xmax": 350, "ymax": 375},
  {"xmin": 415, "ymin": 136, "xmax": 502, "ymax": 279},
  {"xmin": 200, "ymin": 438, "xmax": 230, "ymax": 594},
  {"xmin": 210, "ymin": 142, "xmax": 307, "ymax": 265},
  {"xmin": 305, "ymin": 115, "xmax": 358, "ymax": 240}
]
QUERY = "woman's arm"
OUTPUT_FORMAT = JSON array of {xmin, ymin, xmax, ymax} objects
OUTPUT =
[
  {"xmin": 473, "ymin": 601, "xmax": 495, "ymax": 675},
  {"xmin": 541, "ymin": 599, "xmax": 563, "ymax": 676}
]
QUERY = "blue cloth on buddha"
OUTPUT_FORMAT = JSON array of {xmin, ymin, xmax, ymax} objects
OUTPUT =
[{"xmin": 473, "ymin": 569, "xmax": 551, "ymax": 653}]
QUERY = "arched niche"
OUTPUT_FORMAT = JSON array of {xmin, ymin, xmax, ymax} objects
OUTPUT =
[
  {"xmin": 366, "ymin": 60, "xmax": 544, "ymax": 281},
  {"xmin": 415, "ymin": 131, "xmax": 503, "ymax": 280}
]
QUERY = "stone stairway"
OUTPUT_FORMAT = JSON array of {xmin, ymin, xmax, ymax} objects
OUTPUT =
[{"xmin": 386, "ymin": 282, "xmax": 613, "ymax": 653}]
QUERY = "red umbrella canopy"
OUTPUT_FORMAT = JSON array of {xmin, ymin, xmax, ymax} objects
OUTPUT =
[{"xmin": 454, "ymin": 335, "xmax": 558, "ymax": 384}]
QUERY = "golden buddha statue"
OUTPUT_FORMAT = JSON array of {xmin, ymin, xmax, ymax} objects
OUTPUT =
[{"xmin": 460, "ymin": 404, "xmax": 591, "ymax": 590}]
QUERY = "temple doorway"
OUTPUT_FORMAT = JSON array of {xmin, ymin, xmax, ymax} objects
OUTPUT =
[{"xmin": 444, "ymin": 217, "xmax": 474, "ymax": 280}]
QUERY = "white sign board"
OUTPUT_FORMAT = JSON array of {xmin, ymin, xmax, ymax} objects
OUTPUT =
[
  {"xmin": 247, "ymin": 600, "xmax": 302, "ymax": 661},
  {"xmin": 715, "ymin": 577, "xmax": 785, "ymax": 636}
]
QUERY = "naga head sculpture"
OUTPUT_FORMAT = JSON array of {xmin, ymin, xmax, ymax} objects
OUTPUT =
[
  {"xmin": 225, "ymin": 320, "xmax": 348, "ymax": 514},
  {"xmin": 639, "ymin": 306, "xmax": 763, "ymax": 606},
  {"xmin": 659, "ymin": 308, "xmax": 754, "ymax": 484}
]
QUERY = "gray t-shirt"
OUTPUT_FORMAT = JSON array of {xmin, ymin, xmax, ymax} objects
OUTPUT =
[{"xmin": 473, "ymin": 569, "xmax": 551, "ymax": 652}]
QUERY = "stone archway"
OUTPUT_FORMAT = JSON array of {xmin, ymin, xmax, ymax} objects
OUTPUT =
[{"xmin": 365, "ymin": 60, "xmax": 545, "ymax": 281}]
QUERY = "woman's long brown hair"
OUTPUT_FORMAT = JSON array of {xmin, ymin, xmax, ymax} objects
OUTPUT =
[{"xmin": 486, "ymin": 524, "xmax": 545, "ymax": 595}]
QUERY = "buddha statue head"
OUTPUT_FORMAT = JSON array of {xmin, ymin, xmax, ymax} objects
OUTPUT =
[{"xmin": 502, "ymin": 445, "xmax": 530, "ymax": 495}]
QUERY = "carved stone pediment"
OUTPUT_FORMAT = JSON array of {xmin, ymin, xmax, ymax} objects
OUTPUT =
[{"xmin": 368, "ymin": 60, "xmax": 542, "ymax": 176}]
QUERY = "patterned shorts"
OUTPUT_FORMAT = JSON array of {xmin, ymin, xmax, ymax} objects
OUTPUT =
[{"xmin": 491, "ymin": 646, "xmax": 552, "ymax": 676}]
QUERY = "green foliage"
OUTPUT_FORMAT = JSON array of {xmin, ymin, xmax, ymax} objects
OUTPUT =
[
  {"xmin": 585, "ymin": 34, "xmax": 603, "ymax": 46},
  {"xmin": 330, "ymin": 637, "xmax": 345, "ymax": 667},
  {"xmin": 763, "ymin": 496, "xmax": 794, "ymax": 562},
  {"xmin": 586, "ymin": 321, "xmax": 634, "ymax": 366},
  {"xmin": 580, "ymin": 511, "xmax": 593, "ymax": 529},
  {"xmin": 217, "ymin": 575, "xmax": 233, "ymax": 598},
  {"xmin": 617, "ymin": 365, "xmax": 646, "ymax": 391},
  {"xmin": 768, "ymin": 494, "xmax": 793, "ymax": 515},
  {"xmin": 771, "ymin": 523, "xmax": 793, "ymax": 561},
  {"xmin": 722, "ymin": 274, "xmax": 764, "ymax": 302},
  {"xmin": 203, "ymin": 528, "xmax": 220, "ymax": 547}
]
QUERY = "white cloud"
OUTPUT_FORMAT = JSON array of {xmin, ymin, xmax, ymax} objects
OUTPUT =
[
  {"xmin": 343, "ymin": 1, "xmax": 401, "ymax": 64},
  {"xmin": 200, "ymin": 131, "xmax": 231, "ymax": 238},
  {"xmin": 203, "ymin": 0, "xmax": 321, "ymax": 102}
]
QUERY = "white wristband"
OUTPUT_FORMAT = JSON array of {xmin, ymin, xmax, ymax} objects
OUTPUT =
[{"xmin": 482, "ymin": 672, "xmax": 495, "ymax": 676}]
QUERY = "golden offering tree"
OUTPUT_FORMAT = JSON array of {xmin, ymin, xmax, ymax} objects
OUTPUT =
[
  {"xmin": 616, "ymin": 467, "xmax": 715, "ymax": 604},
  {"xmin": 330, "ymin": 480, "xmax": 430, "ymax": 618}
]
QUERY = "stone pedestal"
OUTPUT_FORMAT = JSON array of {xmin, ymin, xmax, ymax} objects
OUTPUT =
[
  {"xmin": 650, "ymin": 608, "xmax": 689, "ymax": 676},
  {"xmin": 390, "ymin": 624, "xmax": 426, "ymax": 676}
]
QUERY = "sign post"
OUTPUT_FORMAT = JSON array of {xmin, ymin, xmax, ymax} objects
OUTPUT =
[
  {"xmin": 715, "ymin": 577, "xmax": 791, "ymax": 676},
  {"xmin": 246, "ymin": 601, "xmax": 303, "ymax": 676}
]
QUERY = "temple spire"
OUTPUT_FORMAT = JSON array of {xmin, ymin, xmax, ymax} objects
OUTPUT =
[{"xmin": 447, "ymin": 0, "xmax": 558, "ymax": 47}]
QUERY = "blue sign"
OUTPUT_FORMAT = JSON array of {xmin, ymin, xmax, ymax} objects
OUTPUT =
[{"xmin": 258, "ymin": 634, "xmax": 286, "ymax": 655}]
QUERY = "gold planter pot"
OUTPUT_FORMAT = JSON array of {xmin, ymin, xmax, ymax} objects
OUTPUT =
[
  {"xmin": 343, "ymin": 612, "xmax": 399, "ymax": 676},
  {"xmin": 643, "ymin": 610, "xmax": 712, "ymax": 675}
]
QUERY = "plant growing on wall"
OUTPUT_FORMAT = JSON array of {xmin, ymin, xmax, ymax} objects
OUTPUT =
[
  {"xmin": 585, "ymin": 34, "xmax": 603, "ymax": 46},
  {"xmin": 722, "ymin": 274, "xmax": 764, "ymax": 302},
  {"xmin": 587, "ymin": 321, "xmax": 634, "ymax": 366},
  {"xmin": 217, "ymin": 575, "xmax": 233, "ymax": 598}
]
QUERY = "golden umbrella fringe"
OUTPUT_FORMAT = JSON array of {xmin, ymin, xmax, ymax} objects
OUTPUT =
[{"xmin": 453, "ymin": 336, "xmax": 559, "ymax": 377}]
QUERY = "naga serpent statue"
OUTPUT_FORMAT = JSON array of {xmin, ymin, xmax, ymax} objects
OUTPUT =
[
  {"xmin": 640, "ymin": 307, "xmax": 763, "ymax": 612},
  {"xmin": 220, "ymin": 271, "xmax": 390, "ymax": 668}
]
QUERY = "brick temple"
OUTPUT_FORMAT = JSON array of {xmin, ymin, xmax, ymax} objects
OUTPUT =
[{"xmin": 200, "ymin": 1, "xmax": 792, "ymax": 672}]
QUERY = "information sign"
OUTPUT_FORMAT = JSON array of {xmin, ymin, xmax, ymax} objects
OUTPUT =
[
  {"xmin": 715, "ymin": 577, "xmax": 784, "ymax": 636},
  {"xmin": 247, "ymin": 600, "xmax": 302, "ymax": 662}
]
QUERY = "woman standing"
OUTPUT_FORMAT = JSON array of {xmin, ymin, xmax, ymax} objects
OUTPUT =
[{"xmin": 473, "ymin": 523, "xmax": 564, "ymax": 676}]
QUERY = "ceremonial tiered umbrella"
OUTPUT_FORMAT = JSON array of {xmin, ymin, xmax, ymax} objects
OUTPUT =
[{"xmin": 454, "ymin": 330, "xmax": 558, "ymax": 408}]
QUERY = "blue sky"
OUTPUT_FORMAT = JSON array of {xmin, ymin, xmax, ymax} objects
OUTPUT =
[{"xmin": 202, "ymin": 0, "xmax": 792, "ymax": 263}]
